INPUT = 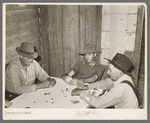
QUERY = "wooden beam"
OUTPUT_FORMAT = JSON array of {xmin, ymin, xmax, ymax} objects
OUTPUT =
[
  {"xmin": 68, "ymin": 5, "xmax": 79, "ymax": 69},
  {"xmin": 40, "ymin": 5, "xmax": 50, "ymax": 74},
  {"xmin": 53, "ymin": 5, "xmax": 64, "ymax": 77},
  {"xmin": 79, "ymin": 5, "xmax": 86, "ymax": 60},
  {"xmin": 125, "ymin": 5, "xmax": 145, "ymax": 87},
  {"xmin": 85, "ymin": 5, "xmax": 96, "ymax": 44},
  {"xmin": 6, "ymin": 44, "xmax": 20, "ymax": 59},
  {"xmin": 6, "ymin": 5, "xmax": 39, "ymax": 12},
  {"xmin": 133, "ymin": 5, "xmax": 145, "ymax": 87},
  {"xmin": 6, "ymin": 28, "xmax": 40, "ymax": 47},
  {"xmin": 6, "ymin": 55, "xmax": 19, "ymax": 64},
  {"xmin": 6, "ymin": 9, "xmax": 39, "ymax": 23},
  {"xmin": 47, "ymin": 5, "xmax": 54, "ymax": 76},
  {"xmin": 134, "ymin": 6, "xmax": 145, "ymax": 54},
  {"xmin": 6, "ymin": 18, "xmax": 40, "ymax": 37},
  {"xmin": 62, "ymin": 5, "xmax": 71, "ymax": 73},
  {"xmin": 95, "ymin": 5, "xmax": 102, "ymax": 64}
]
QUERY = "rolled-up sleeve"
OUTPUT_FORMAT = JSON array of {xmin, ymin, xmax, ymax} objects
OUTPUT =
[
  {"xmin": 88, "ymin": 78, "xmax": 114, "ymax": 90},
  {"xmin": 9, "ymin": 65, "xmax": 37, "ymax": 94},
  {"xmin": 72, "ymin": 61, "xmax": 80, "ymax": 75},
  {"xmin": 34, "ymin": 60, "xmax": 50, "ymax": 81}
]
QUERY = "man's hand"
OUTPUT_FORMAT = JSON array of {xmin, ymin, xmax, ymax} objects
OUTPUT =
[
  {"xmin": 77, "ymin": 85, "xmax": 89, "ymax": 90},
  {"xmin": 64, "ymin": 76, "xmax": 72, "ymax": 84},
  {"xmin": 48, "ymin": 78, "xmax": 56, "ymax": 88},
  {"xmin": 5, "ymin": 100, "xmax": 12, "ymax": 108},
  {"xmin": 69, "ymin": 79, "xmax": 84, "ymax": 86},
  {"xmin": 80, "ymin": 91, "xmax": 89, "ymax": 100},
  {"xmin": 36, "ymin": 81, "xmax": 50, "ymax": 90}
]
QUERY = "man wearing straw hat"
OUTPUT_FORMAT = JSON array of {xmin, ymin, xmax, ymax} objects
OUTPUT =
[
  {"xmin": 62, "ymin": 44, "xmax": 108, "ymax": 86},
  {"xmin": 5, "ymin": 42, "xmax": 56, "ymax": 102},
  {"xmin": 78, "ymin": 53, "xmax": 139, "ymax": 109}
]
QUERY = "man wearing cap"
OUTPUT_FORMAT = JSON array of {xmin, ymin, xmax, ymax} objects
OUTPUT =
[
  {"xmin": 62, "ymin": 44, "xmax": 108, "ymax": 86},
  {"xmin": 5, "ymin": 42, "xmax": 56, "ymax": 101},
  {"xmin": 78, "ymin": 53, "xmax": 139, "ymax": 109}
]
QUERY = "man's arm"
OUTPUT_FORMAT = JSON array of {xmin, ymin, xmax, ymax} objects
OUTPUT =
[
  {"xmin": 34, "ymin": 61, "xmax": 57, "ymax": 88},
  {"xmin": 78, "ymin": 78, "xmax": 114, "ymax": 90},
  {"xmin": 7, "ymin": 64, "xmax": 37, "ymax": 94},
  {"xmin": 70, "ymin": 75, "xmax": 98, "ymax": 86},
  {"xmin": 61, "ymin": 70, "xmax": 75, "ymax": 83},
  {"xmin": 34, "ymin": 60, "xmax": 50, "ymax": 81},
  {"xmin": 88, "ymin": 78, "xmax": 114, "ymax": 90},
  {"xmin": 5, "ymin": 100, "xmax": 12, "ymax": 108},
  {"xmin": 80, "ymin": 64, "xmax": 107, "ymax": 84},
  {"xmin": 82, "ymin": 75, "xmax": 98, "ymax": 83},
  {"xmin": 8, "ymin": 63, "xmax": 52, "ymax": 94},
  {"xmin": 80, "ymin": 86, "xmax": 123, "ymax": 108}
]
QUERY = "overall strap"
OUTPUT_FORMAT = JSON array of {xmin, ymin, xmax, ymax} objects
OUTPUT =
[{"xmin": 121, "ymin": 80, "xmax": 140, "ymax": 107}]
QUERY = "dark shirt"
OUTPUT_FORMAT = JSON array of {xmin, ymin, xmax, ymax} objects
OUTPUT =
[{"xmin": 72, "ymin": 60, "xmax": 106, "ymax": 81}]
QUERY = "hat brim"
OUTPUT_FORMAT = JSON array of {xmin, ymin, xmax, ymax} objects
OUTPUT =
[
  {"xmin": 104, "ymin": 58, "xmax": 132, "ymax": 76},
  {"xmin": 16, "ymin": 47, "xmax": 38, "ymax": 59},
  {"xmin": 79, "ymin": 51, "xmax": 102, "ymax": 55}
]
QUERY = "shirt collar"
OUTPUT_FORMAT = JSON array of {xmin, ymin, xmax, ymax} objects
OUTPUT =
[
  {"xmin": 82, "ymin": 60, "xmax": 98, "ymax": 66},
  {"xmin": 16, "ymin": 57, "xmax": 27, "ymax": 70}
]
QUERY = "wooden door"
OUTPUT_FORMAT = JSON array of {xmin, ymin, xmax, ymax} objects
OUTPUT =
[{"xmin": 41, "ymin": 5, "xmax": 102, "ymax": 77}]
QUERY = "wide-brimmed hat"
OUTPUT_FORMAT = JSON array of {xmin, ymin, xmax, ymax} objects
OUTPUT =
[
  {"xmin": 105, "ymin": 53, "xmax": 133, "ymax": 76},
  {"xmin": 16, "ymin": 42, "xmax": 38, "ymax": 59},
  {"xmin": 79, "ymin": 44, "xmax": 102, "ymax": 55}
]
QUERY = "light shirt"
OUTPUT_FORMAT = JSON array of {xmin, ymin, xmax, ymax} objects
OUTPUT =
[
  {"xmin": 83, "ymin": 74, "xmax": 139, "ymax": 109},
  {"xmin": 5, "ymin": 58, "xmax": 49, "ymax": 94}
]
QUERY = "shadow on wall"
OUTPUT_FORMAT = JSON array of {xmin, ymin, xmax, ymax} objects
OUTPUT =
[{"xmin": 34, "ymin": 46, "xmax": 42, "ymax": 63}]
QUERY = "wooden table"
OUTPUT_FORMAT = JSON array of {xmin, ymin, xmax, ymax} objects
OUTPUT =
[{"xmin": 10, "ymin": 77, "xmax": 92, "ymax": 108}]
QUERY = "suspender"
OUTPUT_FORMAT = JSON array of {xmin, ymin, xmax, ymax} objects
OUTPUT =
[{"xmin": 121, "ymin": 80, "xmax": 140, "ymax": 107}]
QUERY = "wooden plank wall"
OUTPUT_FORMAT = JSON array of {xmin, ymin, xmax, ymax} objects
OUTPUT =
[
  {"xmin": 39, "ymin": 6, "xmax": 50, "ymax": 73},
  {"xmin": 137, "ymin": 17, "xmax": 145, "ymax": 107},
  {"xmin": 133, "ymin": 5, "xmax": 145, "ymax": 86},
  {"xmin": 43, "ymin": 5, "xmax": 102, "ymax": 77},
  {"xmin": 124, "ymin": 5, "xmax": 145, "ymax": 107},
  {"xmin": 45, "ymin": 5, "xmax": 64, "ymax": 77},
  {"xmin": 6, "ymin": 5, "xmax": 42, "ymax": 65},
  {"xmin": 136, "ymin": 5, "xmax": 145, "ymax": 107},
  {"xmin": 62, "ymin": 5, "xmax": 79, "ymax": 74},
  {"xmin": 125, "ymin": 5, "xmax": 145, "ymax": 87}
]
